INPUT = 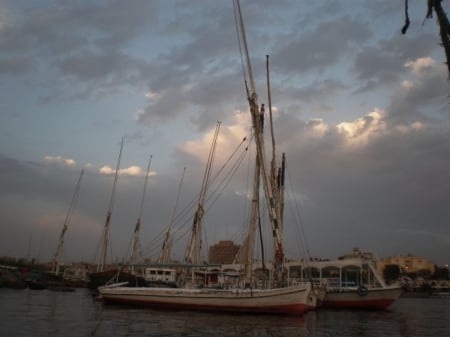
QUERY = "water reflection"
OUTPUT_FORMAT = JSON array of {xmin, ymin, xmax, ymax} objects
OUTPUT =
[
  {"xmin": 94, "ymin": 304, "xmax": 309, "ymax": 337},
  {"xmin": 0, "ymin": 289, "xmax": 449, "ymax": 337}
]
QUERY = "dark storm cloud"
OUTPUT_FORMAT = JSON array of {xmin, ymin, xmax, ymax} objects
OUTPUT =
[
  {"xmin": 52, "ymin": 49, "xmax": 144, "ymax": 81},
  {"xmin": 352, "ymin": 34, "xmax": 437, "ymax": 92},
  {"xmin": 0, "ymin": 0, "xmax": 159, "ymax": 100},
  {"xmin": 273, "ymin": 16, "xmax": 372, "ymax": 74},
  {"xmin": 1, "ymin": 0, "xmax": 158, "ymax": 53},
  {"xmin": 273, "ymin": 114, "xmax": 450, "ymax": 262},
  {"xmin": 136, "ymin": 4, "xmax": 241, "ymax": 129},
  {"xmin": 273, "ymin": 79, "xmax": 347, "ymax": 109},
  {"xmin": 387, "ymin": 61, "xmax": 448, "ymax": 126},
  {"xmin": 271, "ymin": 61, "xmax": 450, "ymax": 263},
  {"xmin": 0, "ymin": 56, "xmax": 35, "ymax": 76},
  {"xmin": 0, "ymin": 154, "xmax": 48, "ymax": 198}
]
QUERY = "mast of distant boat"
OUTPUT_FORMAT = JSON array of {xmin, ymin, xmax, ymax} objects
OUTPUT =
[
  {"xmin": 158, "ymin": 167, "xmax": 186, "ymax": 264},
  {"xmin": 96, "ymin": 137, "xmax": 124, "ymax": 272},
  {"xmin": 129, "ymin": 154, "xmax": 152, "ymax": 274},
  {"xmin": 184, "ymin": 121, "xmax": 221, "ymax": 265},
  {"xmin": 52, "ymin": 169, "xmax": 84, "ymax": 275}
]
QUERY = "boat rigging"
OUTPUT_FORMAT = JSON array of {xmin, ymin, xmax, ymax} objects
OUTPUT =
[{"xmin": 52, "ymin": 169, "xmax": 84, "ymax": 275}]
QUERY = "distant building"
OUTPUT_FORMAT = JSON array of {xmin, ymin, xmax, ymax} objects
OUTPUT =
[
  {"xmin": 208, "ymin": 240, "xmax": 240, "ymax": 264},
  {"xmin": 338, "ymin": 247, "xmax": 375, "ymax": 261},
  {"xmin": 377, "ymin": 254, "xmax": 435, "ymax": 275}
]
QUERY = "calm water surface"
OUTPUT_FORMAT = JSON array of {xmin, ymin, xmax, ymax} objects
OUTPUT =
[{"xmin": 0, "ymin": 288, "xmax": 449, "ymax": 337}]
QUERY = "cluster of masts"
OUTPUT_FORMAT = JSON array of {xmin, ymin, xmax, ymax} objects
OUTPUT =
[{"xmin": 52, "ymin": 1, "xmax": 291, "ymax": 290}]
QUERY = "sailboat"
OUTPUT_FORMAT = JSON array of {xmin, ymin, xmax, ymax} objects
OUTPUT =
[
  {"xmin": 51, "ymin": 169, "xmax": 84, "ymax": 277},
  {"xmin": 98, "ymin": 124, "xmax": 315, "ymax": 314},
  {"xmin": 128, "ymin": 154, "xmax": 153, "ymax": 274},
  {"xmin": 306, "ymin": 248, "xmax": 402, "ymax": 310},
  {"xmin": 25, "ymin": 169, "xmax": 86, "ymax": 291},
  {"xmin": 98, "ymin": 0, "xmax": 316, "ymax": 315},
  {"xmin": 88, "ymin": 139, "xmax": 147, "ymax": 289},
  {"xmin": 142, "ymin": 167, "xmax": 186, "ymax": 288}
]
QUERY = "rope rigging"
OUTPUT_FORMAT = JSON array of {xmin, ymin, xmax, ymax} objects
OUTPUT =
[{"xmin": 140, "ymin": 126, "xmax": 253, "ymax": 262}]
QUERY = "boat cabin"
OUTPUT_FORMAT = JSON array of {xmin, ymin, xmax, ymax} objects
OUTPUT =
[{"xmin": 144, "ymin": 268, "xmax": 177, "ymax": 283}]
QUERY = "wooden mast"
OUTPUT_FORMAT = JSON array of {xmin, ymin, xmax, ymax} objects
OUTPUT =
[
  {"xmin": 233, "ymin": 0, "xmax": 284, "ymax": 285},
  {"xmin": 234, "ymin": 124, "xmax": 262, "ymax": 282},
  {"xmin": 184, "ymin": 122, "xmax": 221, "ymax": 265},
  {"xmin": 158, "ymin": 167, "xmax": 186, "ymax": 263},
  {"xmin": 129, "ymin": 154, "xmax": 152, "ymax": 273},
  {"xmin": 96, "ymin": 137, "xmax": 124, "ymax": 272},
  {"xmin": 52, "ymin": 169, "xmax": 84, "ymax": 275}
]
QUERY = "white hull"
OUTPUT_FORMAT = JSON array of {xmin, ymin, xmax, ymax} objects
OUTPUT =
[{"xmin": 99, "ymin": 282, "xmax": 316, "ymax": 315}]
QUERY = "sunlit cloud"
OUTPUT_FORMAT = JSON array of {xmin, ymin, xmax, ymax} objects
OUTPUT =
[
  {"xmin": 305, "ymin": 118, "xmax": 329, "ymax": 137},
  {"xmin": 44, "ymin": 155, "xmax": 76, "ymax": 167},
  {"xmin": 145, "ymin": 90, "xmax": 161, "ymax": 101},
  {"xmin": 99, "ymin": 165, "xmax": 157, "ymax": 177},
  {"xmin": 181, "ymin": 111, "xmax": 251, "ymax": 163},
  {"xmin": 336, "ymin": 109, "xmax": 386, "ymax": 146},
  {"xmin": 121, "ymin": 165, "xmax": 142, "ymax": 176},
  {"xmin": 401, "ymin": 80, "xmax": 414, "ymax": 89},
  {"xmin": 84, "ymin": 162, "xmax": 96, "ymax": 170},
  {"xmin": 135, "ymin": 90, "xmax": 163, "ymax": 121},
  {"xmin": 395, "ymin": 121, "xmax": 424, "ymax": 134},
  {"xmin": 404, "ymin": 57, "xmax": 435, "ymax": 76}
]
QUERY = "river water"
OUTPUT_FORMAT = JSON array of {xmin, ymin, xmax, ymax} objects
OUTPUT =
[{"xmin": 0, "ymin": 288, "xmax": 448, "ymax": 337}]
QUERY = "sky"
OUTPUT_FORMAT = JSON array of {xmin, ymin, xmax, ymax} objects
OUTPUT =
[{"xmin": 0, "ymin": 0, "xmax": 449, "ymax": 267}]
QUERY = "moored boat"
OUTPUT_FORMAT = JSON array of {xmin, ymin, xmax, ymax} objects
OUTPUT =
[
  {"xmin": 98, "ymin": 0, "xmax": 317, "ymax": 315},
  {"xmin": 322, "ymin": 285, "xmax": 401, "ymax": 310},
  {"xmin": 88, "ymin": 269, "xmax": 147, "ymax": 290},
  {"xmin": 301, "ymin": 248, "xmax": 402, "ymax": 310},
  {"xmin": 99, "ymin": 281, "xmax": 315, "ymax": 315}
]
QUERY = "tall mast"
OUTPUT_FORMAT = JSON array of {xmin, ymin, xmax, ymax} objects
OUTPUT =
[
  {"xmin": 267, "ymin": 54, "xmax": 277, "ymax": 180},
  {"xmin": 184, "ymin": 121, "xmax": 221, "ymax": 264},
  {"xmin": 233, "ymin": 0, "xmax": 284, "ymax": 279},
  {"xmin": 96, "ymin": 137, "xmax": 124, "ymax": 272},
  {"xmin": 159, "ymin": 167, "xmax": 186, "ymax": 264},
  {"xmin": 129, "ymin": 154, "xmax": 152, "ymax": 273},
  {"xmin": 52, "ymin": 169, "xmax": 84, "ymax": 275},
  {"xmin": 266, "ymin": 54, "xmax": 283, "ymax": 239},
  {"xmin": 278, "ymin": 153, "xmax": 286, "ymax": 226},
  {"xmin": 234, "ymin": 132, "xmax": 261, "ymax": 282}
]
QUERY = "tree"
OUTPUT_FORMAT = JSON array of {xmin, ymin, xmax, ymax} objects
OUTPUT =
[
  {"xmin": 383, "ymin": 264, "xmax": 401, "ymax": 284},
  {"xmin": 402, "ymin": 0, "xmax": 450, "ymax": 77},
  {"xmin": 433, "ymin": 266, "xmax": 450, "ymax": 280}
]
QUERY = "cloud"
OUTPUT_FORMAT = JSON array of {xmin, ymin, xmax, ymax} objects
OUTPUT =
[
  {"xmin": 1, "ymin": 1, "xmax": 450, "ymax": 265},
  {"xmin": 0, "ymin": 0, "xmax": 160, "ymax": 101},
  {"xmin": 0, "ymin": 56, "xmax": 35, "ymax": 76},
  {"xmin": 180, "ymin": 112, "xmax": 250, "ymax": 164},
  {"xmin": 99, "ymin": 165, "xmax": 157, "ymax": 177},
  {"xmin": 352, "ymin": 34, "xmax": 437, "ymax": 92},
  {"xmin": 336, "ymin": 109, "xmax": 386, "ymax": 147},
  {"xmin": 44, "ymin": 155, "xmax": 76, "ymax": 167},
  {"xmin": 387, "ymin": 56, "xmax": 448, "ymax": 126},
  {"xmin": 405, "ymin": 57, "xmax": 436, "ymax": 75}
]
